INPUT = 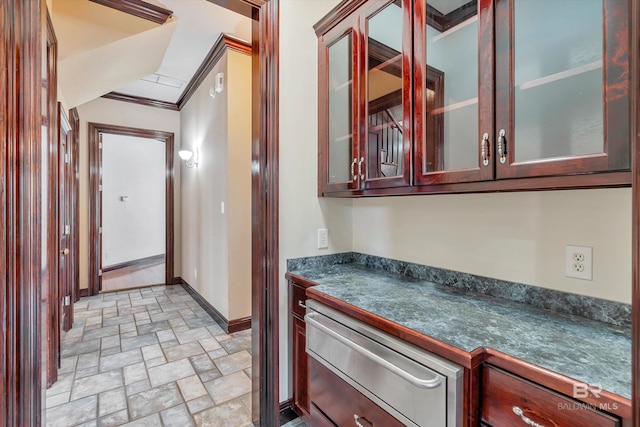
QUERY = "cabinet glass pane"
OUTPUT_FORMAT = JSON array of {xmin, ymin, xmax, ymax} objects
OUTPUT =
[
  {"xmin": 328, "ymin": 33, "xmax": 353, "ymax": 183},
  {"xmin": 513, "ymin": 0, "xmax": 603, "ymax": 163},
  {"xmin": 424, "ymin": 1, "xmax": 478, "ymax": 172},
  {"xmin": 367, "ymin": 2, "xmax": 403, "ymax": 179}
]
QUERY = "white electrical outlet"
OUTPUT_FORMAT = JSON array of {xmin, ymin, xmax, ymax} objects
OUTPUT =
[
  {"xmin": 104, "ymin": 252, "xmax": 110, "ymax": 260},
  {"xmin": 194, "ymin": 268, "xmax": 197, "ymax": 279},
  {"xmin": 565, "ymin": 245, "xmax": 593, "ymax": 280},
  {"xmin": 221, "ymin": 201, "xmax": 225, "ymax": 214},
  {"xmin": 317, "ymin": 228, "xmax": 329, "ymax": 249}
]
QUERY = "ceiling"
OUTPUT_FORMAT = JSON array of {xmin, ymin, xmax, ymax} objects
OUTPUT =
[
  {"xmin": 429, "ymin": 0, "xmax": 474, "ymax": 15},
  {"xmin": 51, "ymin": 0, "xmax": 252, "ymax": 108}
]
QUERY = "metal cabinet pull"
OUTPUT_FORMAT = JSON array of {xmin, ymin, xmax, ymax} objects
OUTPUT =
[
  {"xmin": 498, "ymin": 129, "xmax": 507, "ymax": 164},
  {"xmin": 306, "ymin": 313, "xmax": 442, "ymax": 389},
  {"xmin": 298, "ymin": 300, "xmax": 307, "ymax": 309},
  {"xmin": 350, "ymin": 157, "xmax": 358, "ymax": 181},
  {"xmin": 481, "ymin": 133, "xmax": 490, "ymax": 166},
  {"xmin": 60, "ymin": 248, "xmax": 69, "ymax": 255},
  {"xmin": 358, "ymin": 157, "xmax": 365, "ymax": 180},
  {"xmin": 512, "ymin": 406, "xmax": 545, "ymax": 427},
  {"xmin": 354, "ymin": 414, "xmax": 371, "ymax": 427}
]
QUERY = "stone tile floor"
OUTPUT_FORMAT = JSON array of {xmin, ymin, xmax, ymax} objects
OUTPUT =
[
  {"xmin": 280, "ymin": 419, "xmax": 307, "ymax": 427},
  {"xmin": 46, "ymin": 285, "xmax": 253, "ymax": 427}
]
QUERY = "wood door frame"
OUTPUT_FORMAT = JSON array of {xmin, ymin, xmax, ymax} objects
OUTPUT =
[
  {"xmin": 1, "ymin": 0, "xmax": 45, "ymax": 425},
  {"xmin": 88, "ymin": 123, "xmax": 175, "ymax": 296},
  {"xmin": 631, "ymin": 0, "xmax": 639, "ymax": 423},
  {"xmin": 58, "ymin": 104, "xmax": 73, "ymax": 333},
  {"xmin": 70, "ymin": 107, "xmax": 80, "ymax": 306},
  {"xmin": 45, "ymin": 10, "xmax": 60, "ymax": 389}
]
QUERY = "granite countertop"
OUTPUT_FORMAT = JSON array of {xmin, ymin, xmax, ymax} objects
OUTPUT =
[{"xmin": 289, "ymin": 263, "xmax": 632, "ymax": 400}]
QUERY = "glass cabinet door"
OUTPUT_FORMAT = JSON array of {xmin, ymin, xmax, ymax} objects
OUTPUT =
[
  {"xmin": 495, "ymin": 0, "xmax": 629, "ymax": 179},
  {"xmin": 361, "ymin": 0, "xmax": 411, "ymax": 189},
  {"xmin": 319, "ymin": 21, "xmax": 359, "ymax": 193},
  {"xmin": 414, "ymin": 0, "xmax": 494, "ymax": 185}
]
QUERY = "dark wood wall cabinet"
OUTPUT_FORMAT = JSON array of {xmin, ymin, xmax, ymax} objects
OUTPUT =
[{"xmin": 315, "ymin": 0, "xmax": 631, "ymax": 197}]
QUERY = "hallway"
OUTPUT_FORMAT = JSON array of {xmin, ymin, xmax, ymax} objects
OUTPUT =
[{"xmin": 45, "ymin": 285, "xmax": 252, "ymax": 426}]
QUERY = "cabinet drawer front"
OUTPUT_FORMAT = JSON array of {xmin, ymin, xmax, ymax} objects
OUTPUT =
[
  {"xmin": 310, "ymin": 403, "xmax": 337, "ymax": 427},
  {"xmin": 291, "ymin": 283, "xmax": 307, "ymax": 318},
  {"xmin": 482, "ymin": 366, "xmax": 619, "ymax": 427},
  {"xmin": 310, "ymin": 358, "xmax": 405, "ymax": 427}
]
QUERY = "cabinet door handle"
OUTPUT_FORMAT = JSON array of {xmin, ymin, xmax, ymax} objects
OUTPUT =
[
  {"xmin": 498, "ymin": 129, "xmax": 507, "ymax": 164},
  {"xmin": 512, "ymin": 406, "xmax": 545, "ymax": 427},
  {"xmin": 481, "ymin": 133, "xmax": 490, "ymax": 166},
  {"xmin": 351, "ymin": 157, "xmax": 358, "ymax": 181},
  {"xmin": 358, "ymin": 157, "xmax": 365, "ymax": 180},
  {"xmin": 298, "ymin": 300, "xmax": 307, "ymax": 309}
]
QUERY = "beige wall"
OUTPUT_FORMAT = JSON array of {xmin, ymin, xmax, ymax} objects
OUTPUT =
[
  {"xmin": 76, "ymin": 97, "xmax": 182, "ymax": 289},
  {"xmin": 352, "ymin": 189, "xmax": 632, "ymax": 304},
  {"xmin": 180, "ymin": 50, "xmax": 252, "ymax": 321},
  {"xmin": 226, "ymin": 51, "xmax": 253, "ymax": 320},
  {"xmin": 279, "ymin": 0, "xmax": 350, "ymax": 402}
]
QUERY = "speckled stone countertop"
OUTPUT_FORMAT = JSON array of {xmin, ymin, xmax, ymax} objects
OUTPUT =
[{"xmin": 289, "ymin": 263, "xmax": 632, "ymax": 400}]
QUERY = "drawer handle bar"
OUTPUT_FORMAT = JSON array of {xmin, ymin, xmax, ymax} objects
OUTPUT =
[
  {"xmin": 298, "ymin": 300, "xmax": 307, "ymax": 309},
  {"xmin": 512, "ymin": 406, "xmax": 545, "ymax": 427},
  {"xmin": 306, "ymin": 313, "xmax": 442, "ymax": 389},
  {"xmin": 354, "ymin": 414, "xmax": 370, "ymax": 427}
]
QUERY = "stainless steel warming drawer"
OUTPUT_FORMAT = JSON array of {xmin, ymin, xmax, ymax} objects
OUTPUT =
[{"xmin": 305, "ymin": 299, "xmax": 463, "ymax": 427}]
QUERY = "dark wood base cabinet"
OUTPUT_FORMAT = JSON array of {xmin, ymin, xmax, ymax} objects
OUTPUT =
[
  {"xmin": 481, "ymin": 365, "xmax": 620, "ymax": 427},
  {"xmin": 289, "ymin": 277, "xmax": 315, "ymax": 416},
  {"xmin": 309, "ymin": 358, "xmax": 405, "ymax": 427}
]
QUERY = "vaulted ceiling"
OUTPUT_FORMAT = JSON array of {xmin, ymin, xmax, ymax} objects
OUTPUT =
[{"xmin": 50, "ymin": 0, "xmax": 252, "ymax": 108}]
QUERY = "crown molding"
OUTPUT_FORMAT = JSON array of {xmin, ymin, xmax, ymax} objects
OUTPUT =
[
  {"xmin": 176, "ymin": 33, "xmax": 252, "ymax": 110},
  {"xmin": 89, "ymin": 0, "xmax": 173, "ymax": 24},
  {"xmin": 101, "ymin": 92, "xmax": 179, "ymax": 111}
]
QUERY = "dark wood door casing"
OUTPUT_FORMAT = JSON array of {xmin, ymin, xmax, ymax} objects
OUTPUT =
[
  {"xmin": 58, "ymin": 105, "xmax": 73, "ymax": 333},
  {"xmin": 2, "ymin": 0, "xmax": 45, "ymax": 425},
  {"xmin": 45, "ymin": 10, "xmax": 60, "ymax": 390},
  {"xmin": 631, "ymin": 0, "xmax": 640, "ymax": 423},
  {"xmin": 70, "ymin": 108, "xmax": 81, "ymax": 305},
  {"xmin": 88, "ymin": 123, "xmax": 175, "ymax": 296},
  {"xmin": 249, "ymin": 1, "xmax": 281, "ymax": 425}
]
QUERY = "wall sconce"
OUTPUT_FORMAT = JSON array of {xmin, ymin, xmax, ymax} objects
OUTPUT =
[{"xmin": 179, "ymin": 147, "xmax": 199, "ymax": 168}]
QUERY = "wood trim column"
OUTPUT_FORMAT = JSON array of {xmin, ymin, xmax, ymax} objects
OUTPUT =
[
  {"xmin": 2, "ymin": 0, "xmax": 45, "ymax": 425},
  {"xmin": 631, "ymin": 0, "xmax": 639, "ymax": 423},
  {"xmin": 45, "ymin": 10, "xmax": 59, "ymax": 389},
  {"xmin": 250, "ymin": 0, "xmax": 280, "ymax": 426},
  {"xmin": 70, "ymin": 108, "xmax": 80, "ymax": 303}
]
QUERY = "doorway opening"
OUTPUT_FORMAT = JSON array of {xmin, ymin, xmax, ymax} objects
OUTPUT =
[
  {"xmin": 88, "ymin": 123, "xmax": 175, "ymax": 296},
  {"xmin": 100, "ymin": 133, "xmax": 167, "ymax": 292}
]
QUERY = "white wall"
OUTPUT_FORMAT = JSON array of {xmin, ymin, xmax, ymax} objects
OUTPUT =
[
  {"xmin": 76, "ymin": 97, "xmax": 181, "ymax": 289},
  {"xmin": 102, "ymin": 133, "xmax": 166, "ymax": 267},
  {"xmin": 279, "ymin": 0, "xmax": 351, "ymax": 402},
  {"xmin": 180, "ymin": 49, "xmax": 252, "ymax": 321}
]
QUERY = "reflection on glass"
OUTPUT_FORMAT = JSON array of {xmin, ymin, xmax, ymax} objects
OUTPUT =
[
  {"xmin": 367, "ymin": 2, "xmax": 404, "ymax": 179},
  {"xmin": 424, "ymin": 0, "xmax": 478, "ymax": 172},
  {"xmin": 328, "ymin": 33, "xmax": 353, "ymax": 183},
  {"xmin": 514, "ymin": 0, "xmax": 603, "ymax": 162}
]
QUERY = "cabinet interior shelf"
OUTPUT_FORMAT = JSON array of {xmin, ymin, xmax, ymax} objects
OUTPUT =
[{"xmin": 518, "ymin": 60, "xmax": 602, "ymax": 91}]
